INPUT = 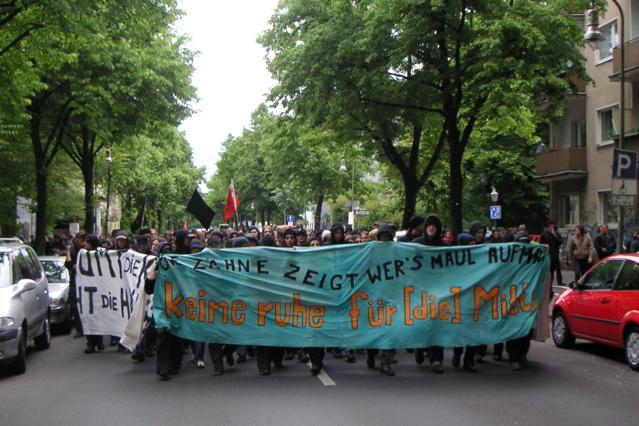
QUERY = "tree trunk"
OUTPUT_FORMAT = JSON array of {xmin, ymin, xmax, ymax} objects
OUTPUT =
[
  {"xmin": 401, "ymin": 177, "xmax": 419, "ymax": 230},
  {"xmin": 34, "ymin": 165, "xmax": 48, "ymax": 255},
  {"xmin": 448, "ymin": 141, "xmax": 464, "ymax": 236},
  {"xmin": 314, "ymin": 193, "xmax": 324, "ymax": 232},
  {"xmin": 30, "ymin": 110, "xmax": 47, "ymax": 255},
  {"xmin": 82, "ymin": 155, "xmax": 95, "ymax": 234}
]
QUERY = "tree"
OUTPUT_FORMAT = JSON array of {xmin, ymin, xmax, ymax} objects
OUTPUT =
[{"xmin": 260, "ymin": 0, "xmax": 589, "ymax": 233}]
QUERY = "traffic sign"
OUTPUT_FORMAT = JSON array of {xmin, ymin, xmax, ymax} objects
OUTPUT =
[
  {"xmin": 613, "ymin": 149, "xmax": 637, "ymax": 179},
  {"xmin": 489, "ymin": 205, "xmax": 501, "ymax": 220},
  {"xmin": 613, "ymin": 179, "xmax": 637, "ymax": 196},
  {"xmin": 612, "ymin": 195, "xmax": 635, "ymax": 206},
  {"xmin": 355, "ymin": 209, "xmax": 369, "ymax": 216},
  {"xmin": 286, "ymin": 215, "xmax": 295, "ymax": 225}
]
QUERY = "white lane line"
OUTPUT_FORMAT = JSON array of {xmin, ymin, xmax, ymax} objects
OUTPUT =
[{"xmin": 306, "ymin": 361, "xmax": 336, "ymax": 386}]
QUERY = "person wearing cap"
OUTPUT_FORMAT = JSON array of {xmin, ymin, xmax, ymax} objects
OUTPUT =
[
  {"xmin": 451, "ymin": 225, "xmax": 484, "ymax": 372},
  {"xmin": 397, "ymin": 216, "xmax": 425, "ymax": 242},
  {"xmin": 114, "ymin": 232, "xmax": 130, "ymax": 250},
  {"xmin": 413, "ymin": 214, "xmax": 446, "ymax": 374},
  {"xmin": 207, "ymin": 235, "xmax": 223, "ymax": 249},
  {"xmin": 364, "ymin": 223, "xmax": 397, "ymax": 376}
]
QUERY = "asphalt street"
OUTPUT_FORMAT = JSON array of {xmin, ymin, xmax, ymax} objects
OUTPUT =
[{"xmin": 1, "ymin": 327, "xmax": 637, "ymax": 426}]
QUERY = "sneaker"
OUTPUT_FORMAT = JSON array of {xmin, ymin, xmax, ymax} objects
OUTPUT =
[
  {"xmin": 492, "ymin": 354, "xmax": 503, "ymax": 361},
  {"xmin": 333, "ymin": 348, "xmax": 344, "ymax": 359},
  {"xmin": 511, "ymin": 362, "xmax": 523, "ymax": 371},
  {"xmin": 84, "ymin": 345, "xmax": 96, "ymax": 354},
  {"xmin": 73, "ymin": 331, "xmax": 84, "ymax": 338},
  {"xmin": 159, "ymin": 372, "xmax": 170, "ymax": 381},
  {"xmin": 380, "ymin": 364, "xmax": 395, "ymax": 376},
  {"xmin": 97, "ymin": 343, "xmax": 105, "ymax": 351},
  {"xmin": 259, "ymin": 369, "xmax": 271, "ymax": 376},
  {"xmin": 196, "ymin": 360, "xmax": 205, "ymax": 369},
  {"xmin": 415, "ymin": 350, "xmax": 425, "ymax": 365},
  {"xmin": 237, "ymin": 354, "xmax": 247, "ymax": 363},
  {"xmin": 431, "ymin": 361, "xmax": 444, "ymax": 374},
  {"xmin": 213, "ymin": 368, "xmax": 223, "ymax": 376}
]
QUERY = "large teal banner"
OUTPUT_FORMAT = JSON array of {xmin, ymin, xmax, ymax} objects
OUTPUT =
[{"xmin": 153, "ymin": 242, "xmax": 549, "ymax": 348}]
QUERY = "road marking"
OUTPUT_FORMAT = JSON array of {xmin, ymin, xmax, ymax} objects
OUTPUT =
[{"xmin": 306, "ymin": 361, "xmax": 336, "ymax": 386}]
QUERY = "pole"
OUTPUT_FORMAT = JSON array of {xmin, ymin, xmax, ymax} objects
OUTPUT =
[
  {"xmin": 105, "ymin": 164, "xmax": 111, "ymax": 237},
  {"xmin": 614, "ymin": 0, "xmax": 625, "ymax": 252},
  {"xmin": 351, "ymin": 163, "xmax": 356, "ymax": 229}
]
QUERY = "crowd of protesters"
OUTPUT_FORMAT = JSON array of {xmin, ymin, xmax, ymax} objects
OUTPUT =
[{"xmin": 47, "ymin": 214, "xmax": 576, "ymax": 381}]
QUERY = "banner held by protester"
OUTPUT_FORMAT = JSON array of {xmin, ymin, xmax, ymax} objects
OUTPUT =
[
  {"xmin": 76, "ymin": 249, "xmax": 155, "ymax": 336},
  {"xmin": 153, "ymin": 242, "xmax": 549, "ymax": 348}
]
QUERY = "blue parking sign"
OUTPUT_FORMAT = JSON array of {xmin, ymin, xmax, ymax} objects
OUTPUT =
[
  {"xmin": 490, "ymin": 205, "xmax": 501, "ymax": 220},
  {"xmin": 613, "ymin": 149, "xmax": 637, "ymax": 179}
]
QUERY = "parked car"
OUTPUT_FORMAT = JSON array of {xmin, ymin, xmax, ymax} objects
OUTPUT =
[
  {"xmin": 0, "ymin": 238, "xmax": 51, "ymax": 374},
  {"xmin": 39, "ymin": 256, "xmax": 72, "ymax": 334},
  {"xmin": 552, "ymin": 253, "xmax": 639, "ymax": 371}
]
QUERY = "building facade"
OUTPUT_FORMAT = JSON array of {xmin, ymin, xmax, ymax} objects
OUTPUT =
[{"xmin": 536, "ymin": 1, "xmax": 639, "ymax": 236}]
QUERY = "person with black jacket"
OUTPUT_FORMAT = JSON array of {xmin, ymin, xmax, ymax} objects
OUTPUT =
[
  {"xmin": 540, "ymin": 220, "xmax": 563, "ymax": 287},
  {"xmin": 413, "ymin": 214, "xmax": 446, "ymax": 374}
]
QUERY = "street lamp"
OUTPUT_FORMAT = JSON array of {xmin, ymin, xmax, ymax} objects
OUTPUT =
[
  {"xmin": 105, "ymin": 147, "xmax": 113, "ymax": 237},
  {"xmin": 339, "ymin": 159, "xmax": 356, "ymax": 227},
  {"xmin": 585, "ymin": 2, "xmax": 626, "ymax": 253}
]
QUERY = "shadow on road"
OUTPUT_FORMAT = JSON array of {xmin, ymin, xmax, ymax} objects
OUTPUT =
[{"xmin": 573, "ymin": 341, "xmax": 626, "ymax": 365}]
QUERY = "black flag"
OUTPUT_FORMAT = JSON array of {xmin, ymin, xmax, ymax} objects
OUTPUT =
[
  {"xmin": 186, "ymin": 189, "xmax": 215, "ymax": 229},
  {"xmin": 130, "ymin": 200, "xmax": 146, "ymax": 234}
]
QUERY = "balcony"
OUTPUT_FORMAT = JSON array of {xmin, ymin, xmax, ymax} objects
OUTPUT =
[
  {"xmin": 611, "ymin": 37, "xmax": 639, "ymax": 81},
  {"xmin": 534, "ymin": 147, "xmax": 588, "ymax": 182}
]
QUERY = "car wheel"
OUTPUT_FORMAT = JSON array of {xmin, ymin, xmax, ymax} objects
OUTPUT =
[
  {"xmin": 625, "ymin": 325, "xmax": 639, "ymax": 371},
  {"xmin": 34, "ymin": 316, "xmax": 51, "ymax": 350},
  {"xmin": 552, "ymin": 311, "xmax": 575, "ymax": 348},
  {"xmin": 11, "ymin": 330, "xmax": 27, "ymax": 375}
]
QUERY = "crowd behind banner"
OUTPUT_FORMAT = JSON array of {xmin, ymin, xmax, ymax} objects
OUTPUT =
[{"xmin": 51, "ymin": 214, "xmax": 617, "ymax": 381}]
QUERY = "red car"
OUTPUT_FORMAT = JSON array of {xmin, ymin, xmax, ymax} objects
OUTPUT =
[{"xmin": 552, "ymin": 253, "xmax": 639, "ymax": 371}]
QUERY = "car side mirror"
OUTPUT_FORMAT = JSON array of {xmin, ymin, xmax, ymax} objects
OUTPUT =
[
  {"xmin": 568, "ymin": 281, "xmax": 580, "ymax": 290},
  {"xmin": 14, "ymin": 279, "xmax": 36, "ymax": 297}
]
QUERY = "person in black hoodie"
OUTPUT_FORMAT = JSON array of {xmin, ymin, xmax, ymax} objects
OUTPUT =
[
  {"xmin": 154, "ymin": 230, "xmax": 189, "ymax": 380},
  {"xmin": 413, "ymin": 214, "xmax": 446, "ymax": 373},
  {"xmin": 540, "ymin": 220, "xmax": 563, "ymax": 288},
  {"xmin": 397, "ymin": 216, "xmax": 425, "ymax": 242},
  {"xmin": 81, "ymin": 234, "xmax": 105, "ymax": 354}
]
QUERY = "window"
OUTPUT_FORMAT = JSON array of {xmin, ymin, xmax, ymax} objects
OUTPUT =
[
  {"xmin": 571, "ymin": 120, "xmax": 586, "ymax": 147},
  {"xmin": 615, "ymin": 261, "xmax": 639, "ymax": 290},
  {"xmin": 597, "ymin": 20, "xmax": 618, "ymax": 62},
  {"xmin": 582, "ymin": 260, "xmax": 622, "ymax": 290},
  {"xmin": 559, "ymin": 194, "xmax": 579, "ymax": 226},
  {"xmin": 599, "ymin": 191, "xmax": 619, "ymax": 226},
  {"xmin": 599, "ymin": 106, "xmax": 618, "ymax": 143}
]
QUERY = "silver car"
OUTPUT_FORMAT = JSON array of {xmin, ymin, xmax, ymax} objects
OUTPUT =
[
  {"xmin": 0, "ymin": 238, "xmax": 51, "ymax": 374},
  {"xmin": 39, "ymin": 256, "xmax": 72, "ymax": 333}
]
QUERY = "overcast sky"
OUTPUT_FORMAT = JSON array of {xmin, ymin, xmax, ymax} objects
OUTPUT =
[{"xmin": 175, "ymin": 0, "xmax": 280, "ymax": 185}]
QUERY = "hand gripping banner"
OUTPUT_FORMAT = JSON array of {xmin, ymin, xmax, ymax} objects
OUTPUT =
[{"xmin": 153, "ymin": 242, "xmax": 549, "ymax": 349}]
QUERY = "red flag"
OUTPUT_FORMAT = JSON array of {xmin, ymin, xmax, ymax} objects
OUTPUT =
[{"xmin": 223, "ymin": 181, "xmax": 240, "ymax": 221}]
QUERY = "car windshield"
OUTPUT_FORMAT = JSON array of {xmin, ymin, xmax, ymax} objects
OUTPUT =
[
  {"xmin": 0, "ymin": 252, "xmax": 10, "ymax": 288},
  {"xmin": 41, "ymin": 260, "xmax": 68, "ymax": 283}
]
